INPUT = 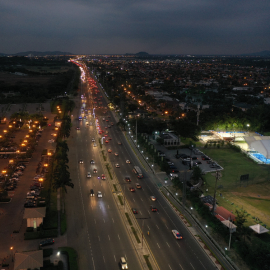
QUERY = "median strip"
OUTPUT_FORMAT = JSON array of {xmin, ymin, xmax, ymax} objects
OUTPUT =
[
  {"xmin": 131, "ymin": 226, "xmax": 141, "ymax": 243},
  {"xmin": 125, "ymin": 213, "xmax": 133, "ymax": 225},
  {"xmin": 143, "ymin": 255, "xmax": 153, "ymax": 270}
]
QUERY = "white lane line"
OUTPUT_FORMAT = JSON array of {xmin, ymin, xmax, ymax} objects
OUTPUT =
[
  {"xmin": 177, "ymin": 242, "xmax": 180, "ymax": 247},
  {"xmin": 94, "ymin": 219, "xmax": 96, "ymax": 224},
  {"xmin": 98, "ymin": 236, "xmax": 100, "ymax": 241},
  {"xmin": 148, "ymin": 210, "xmax": 151, "ymax": 215},
  {"xmin": 133, "ymin": 198, "xmax": 135, "ymax": 202},
  {"xmin": 165, "ymin": 224, "xmax": 168, "ymax": 229},
  {"xmin": 190, "ymin": 263, "xmax": 195, "ymax": 270},
  {"xmin": 140, "ymin": 197, "xmax": 143, "ymax": 201},
  {"xmin": 157, "ymin": 243, "xmax": 160, "ymax": 248},
  {"xmin": 166, "ymin": 242, "xmax": 170, "ymax": 248},
  {"xmin": 108, "ymin": 235, "xmax": 110, "ymax": 241},
  {"xmin": 108, "ymin": 204, "xmax": 110, "ymax": 209},
  {"xmin": 103, "ymin": 256, "xmax": 105, "ymax": 263},
  {"xmin": 168, "ymin": 265, "xmax": 172, "ymax": 270},
  {"xmin": 114, "ymin": 255, "xmax": 116, "ymax": 262},
  {"xmin": 147, "ymin": 225, "xmax": 150, "ymax": 230},
  {"xmin": 156, "ymin": 225, "xmax": 159, "ymax": 229},
  {"xmin": 100, "ymin": 205, "xmax": 101, "ymax": 209},
  {"xmin": 112, "ymin": 218, "xmax": 114, "ymax": 223},
  {"xmin": 179, "ymin": 263, "xmax": 184, "ymax": 270},
  {"xmin": 118, "ymin": 234, "xmax": 120, "ymax": 240},
  {"xmin": 92, "ymin": 256, "xmax": 96, "ymax": 270},
  {"xmin": 103, "ymin": 218, "xmax": 105, "ymax": 223}
]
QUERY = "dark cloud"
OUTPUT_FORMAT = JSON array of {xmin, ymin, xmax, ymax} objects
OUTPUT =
[{"xmin": 0, "ymin": 0, "xmax": 269, "ymax": 54}]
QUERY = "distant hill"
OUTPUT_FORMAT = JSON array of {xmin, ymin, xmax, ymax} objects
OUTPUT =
[
  {"xmin": 0, "ymin": 51, "xmax": 73, "ymax": 56},
  {"xmin": 14, "ymin": 51, "xmax": 73, "ymax": 56},
  {"xmin": 135, "ymin": 52, "xmax": 149, "ymax": 56},
  {"xmin": 241, "ymin": 50, "xmax": 270, "ymax": 57}
]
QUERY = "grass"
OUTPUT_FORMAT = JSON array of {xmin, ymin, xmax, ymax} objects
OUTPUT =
[
  {"xmin": 101, "ymin": 150, "xmax": 107, "ymax": 161},
  {"xmin": 60, "ymin": 212, "xmax": 67, "ymax": 235},
  {"xmin": 58, "ymin": 247, "xmax": 78, "ymax": 270},
  {"xmin": 131, "ymin": 226, "xmax": 141, "ymax": 243},
  {"xmin": 106, "ymin": 163, "xmax": 113, "ymax": 179},
  {"xmin": 143, "ymin": 255, "xmax": 153, "ymax": 270},
  {"xmin": 202, "ymin": 148, "xmax": 270, "ymax": 228},
  {"xmin": 125, "ymin": 213, "xmax": 132, "ymax": 225},
  {"xmin": 118, "ymin": 195, "xmax": 124, "ymax": 205},
  {"xmin": 113, "ymin": 184, "xmax": 118, "ymax": 191}
]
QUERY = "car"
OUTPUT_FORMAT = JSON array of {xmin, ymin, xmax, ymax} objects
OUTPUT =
[
  {"xmin": 150, "ymin": 205, "xmax": 157, "ymax": 212},
  {"xmin": 132, "ymin": 208, "xmax": 138, "ymax": 214},
  {"xmin": 125, "ymin": 176, "xmax": 131, "ymax": 182},
  {"xmin": 129, "ymin": 187, "xmax": 135, "ymax": 192},
  {"xmin": 150, "ymin": 196, "xmax": 156, "ymax": 201},
  {"xmin": 108, "ymin": 149, "xmax": 112, "ymax": 153},
  {"xmin": 126, "ymin": 160, "xmax": 131, "ymax": 164},
  {"xmin": 39, "ymin": 238, "xmax": 54, "ymax": 247},
  {"xmin": 118, "ymin": 142, "xmax": 122, "ymax": 145},
  {"xmin": 182, "ymin": 160, "xmax": 189, "ymax": 165},
  {"xmin": 105, "ymin": 140, "xmax": 109, "ymax": 143},
  {"xmin": 97, "ymin": 191, "xmax": 102, "ymax": 197},
  {"xmin": 170, "ymin": 169, "xmax": 179, "ymax": 173},
  {"xmin": 175, "ymin": 154, "xmax": 181, "ymax": 159},
  {"xmin": 108, "ymin": 125, "xmax": 111, "ymax": 128},
  {"xmin": 108, "ymin": 137, "xmax": 112, "ymax": 140},
  {"xmin": 90, "ymin": 189, "xmax": 94, "ymax": 196},
  {"xmin": 79, "ymin": 159, "xmax": 83, "ymax": 164},
  {"xmin": 172, "ymin": 229, "xmax": 183, "ymax": 239},
  {"xmin": 136, "ymin": 183, "xmax": 141, "ymax": 189},
  {"xmin": 93, "ymin": 143, "xmax": 97, "ymax": 147},
  {"xmin": 191, "ymin": 157, "xmax": 198, "ymax": 160},
  {"xmin": 167, "ymin": 162, "xmax": 174, "ymax": 165},
  {"xmin": 93, "ymin": 169, "xmax": 97, "ymax": 173},
  {"xmin": 101, "ymin": 174, "xmax": 106, "ymax": 180},
  {"xmin": 202, "ymin": 156, "xmax": 210, "ymax": 160},
  {"xmin": 115, "ymin": 164, "xmax": 120, "ymax": 168},
  {"xmin": 87, "ymin": 172, "xmax": 91, "ymax": 178},
  {"xmin": 90, "ymin": 159, "xmax": 95, "ymax": 164},
  {"xmin": 92, "ymin": 138, "xmax": 95, "ymax": 142},
  {"xmin": 119, "ymin": 257, "xmax": 128, "ymax": 269},
  {"xmin": 76, "ymin": 127, "xmax": 80, "ymax": 130},
  {"xmin": 115, "ymin": 152, "xmax": 118, "ymax": 156}
]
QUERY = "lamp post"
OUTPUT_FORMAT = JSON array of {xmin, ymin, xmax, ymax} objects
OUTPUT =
[
  {"xmin": 189, "ymin": 145, "xmax": 193, "ymax": 170},
  {"xmin": 247, "ymin": 124, "xmax": 250, "ymax": 136}
]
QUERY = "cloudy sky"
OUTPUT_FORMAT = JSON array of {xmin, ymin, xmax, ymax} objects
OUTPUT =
[{"xmin": 0, "ymin": 0, "xmax": 269, "ymax": 55}]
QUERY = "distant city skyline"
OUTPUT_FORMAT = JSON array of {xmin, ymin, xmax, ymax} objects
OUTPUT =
[{"xmin": 0, "ymin": 0, "xmax": 269, "ymax": 55}]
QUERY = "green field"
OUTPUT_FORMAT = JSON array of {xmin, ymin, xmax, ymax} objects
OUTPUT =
[{"xmin": 201, "ymin": 148, "xmax": 270, "ymax": 228}]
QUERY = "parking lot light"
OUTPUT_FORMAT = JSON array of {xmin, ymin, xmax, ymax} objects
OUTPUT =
[
  {"xmin": 57, "ymin": 251, "xmax": 60, "ymax": 256},
  {"xmin": 39, "ymin": 178, "xmax": 44, "ymax": 182},
  {"xmin": 3, "ymin": 130, "xmax": 7, "ymax": 133}
]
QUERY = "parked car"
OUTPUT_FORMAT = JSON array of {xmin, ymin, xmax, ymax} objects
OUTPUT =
[{"xmin": 39, "ymin": 238, "xmax": 55, "ymax": 247}]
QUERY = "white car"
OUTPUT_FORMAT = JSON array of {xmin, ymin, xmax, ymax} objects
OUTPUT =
[
  {"xmin": 115, "ymin": 164, "xmax": 120, "ymax": 168},
  {"xmin": 92, "ymin": 138, "xmax": 95, "ymax": 142},
  {"xmin": 172, "ymin": 229, "xmax": 183, "ymax": 239},
  {"xmin": 150, "ymin": 196, "xmax": 156, "ymax": 201},
  {"xmin": 93, "ymin": 143, "xmax": 97, "ymax": 147},
  {"xmin": 87, "ymin": 172, "xmax": 91, "ymax": 178},
  {"xmin": 126, "ymin": 160, "xmax": 131, "ymax": 164},
  {"xmin": 97, "ymin": 191, "xmax": 102, "ymax": 198}
]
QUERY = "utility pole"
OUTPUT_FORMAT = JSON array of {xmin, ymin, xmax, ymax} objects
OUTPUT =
[
  {"xmin": 212, "ymin": 170, "xmax": 221, "ymax": 214},
  {"xmin": 197, "ymin": 104, "xmax": 200, "ymax": 126},
  {"xmin": 182, "ymin": 171, "xmax": 187, "ymax": 207}
]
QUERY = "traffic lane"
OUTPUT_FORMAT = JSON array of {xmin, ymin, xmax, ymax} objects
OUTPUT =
[
  {"xmin": 102, "ymin": 135, "xmax": 216, "ymax": 269},
  {"xmin": 79, "ymin": 106, "xmax": 143, "ymax": 270}
]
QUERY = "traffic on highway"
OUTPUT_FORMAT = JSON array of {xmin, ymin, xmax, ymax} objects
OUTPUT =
[{"xmin": 68, "ymin": 62, "xmax": 217, "ymax": 270}]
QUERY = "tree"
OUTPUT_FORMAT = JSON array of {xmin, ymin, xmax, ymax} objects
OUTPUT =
[
  {"xmin": 192, "ymin": 166, "xmax": 203, "ymax": 183},
  {"xmin": 235, "ymin": 209, "xmax": 249, "ymax": 235}
]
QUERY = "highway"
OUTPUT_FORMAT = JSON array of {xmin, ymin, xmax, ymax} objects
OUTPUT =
[
  {"xmin": 66, "ymin": 82, "xmax": 143, "ymax": 269},
  {"xmin": 66, "ymin": 64, "xmax": 217, "ymax": 270}
]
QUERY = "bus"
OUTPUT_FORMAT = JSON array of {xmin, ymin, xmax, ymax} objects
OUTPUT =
[{"xmin": 133, "ymin": 166, "xmax": 143, "ymax": 178}]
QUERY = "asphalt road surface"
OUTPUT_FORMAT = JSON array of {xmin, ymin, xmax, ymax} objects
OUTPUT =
[{"xmin": 66, "ymin": 73, "xmax": 217, "ymax": 270}]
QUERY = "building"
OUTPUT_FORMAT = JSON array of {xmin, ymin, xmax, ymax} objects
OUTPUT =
[
  {"xmin": 14, "ymin": 250, "xmax": 43, "ymax": 270},
  {"xmin": 160, "ymin": 133, "xmax": 180, "ymax": 146},
  {"xmin": 23, "ymin": 207, "xmax": 46, "ymax": 229}
]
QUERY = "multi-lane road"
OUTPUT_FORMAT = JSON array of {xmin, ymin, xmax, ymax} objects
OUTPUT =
[{"xmin": 66, "ymin": 69, "xmax": 217, "ymax": 269}]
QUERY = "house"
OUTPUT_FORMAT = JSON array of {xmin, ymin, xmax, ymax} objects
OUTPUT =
[
  {"xmin": 14, "ymin": 250, "xmax": 43, "ymax": 270},
  {"xmin": 215, "ymin": 206, "xmax": 236, "ymax": 222},
  {"xmin": 23, "ymin": 207, "xmax": 46, "ymax": 229},
  {"xmin": 160, "ymin": 133, "xmax": 181, "ymax": 146}
]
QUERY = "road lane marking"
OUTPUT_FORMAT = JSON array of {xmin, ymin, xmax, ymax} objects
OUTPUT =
[
  {"xmin": 166, "ymin": 242, "xmax": 170, "ymax": 248},
  {"xmin": 147, "ymin": 225, "xmax": 150, "ymax": 230},
  {"xmin": 108, "ymin": 205, "xmax": 110, "ymax": 209},
  {"xmin": 148, "ymin": 210, "xmax": 151, "ymax": 215},
  {"xmin": 98, "ymin": 236, "xmax": 100, "ymax": 241},
  {"xmin": 140, "ymin": 197, "xmax": 143, "ymax": 201},
  {"xmin": 103, "ymin": 218, "xmax": 105, "ymax": 223},
  {"xmin": 165, "ymin": 224, "xmax": 168, "ymax": 229},
  {"xmin": 177, "ymin": 242, "xmax": 180, "ymax": 247},
  {"xmin": 108, "ymin": 235, "xmax": 110, "ymax": 241},
  {"xmin": 114, "ymin": 255, "xmax": 116, "ymax": 262},
  {"xmin": 156, "ymin": 225, "xmax": 159, "ymax": 229},
  {"xmin": 94, "ymin": 219, "xmax": 96, "ymax": 224},
  {"xmin": 118, "ymin": 234, "xmax": 120, "ymax": 240},
  {"xmin": 168, "ymin": 265, "xmax": 172, "ymax": 270},
  {"xmin": 133, "ymin": 198, "xmax": 135, "ymax": 202},
  {"xmin": 157, "ymin": 243, "xmax": 160, "ymax": 248},
  {"xmin": 179, "ymin": 263, "xmax": 184, "ymax": 270},
  {"xmin": 190, "ymin": 263, "xmax": 195, "ymax": 270},
  {"xmin": 91, "ymin": 256, "xmax": 96, "ymax": 270},
  {"xmin": 103, "ymin": 256, "xmax": 105, "ymax": 263},
  {"xmin": 112, "ymin": 218, "xmax": 114, "ymax": 223}
]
